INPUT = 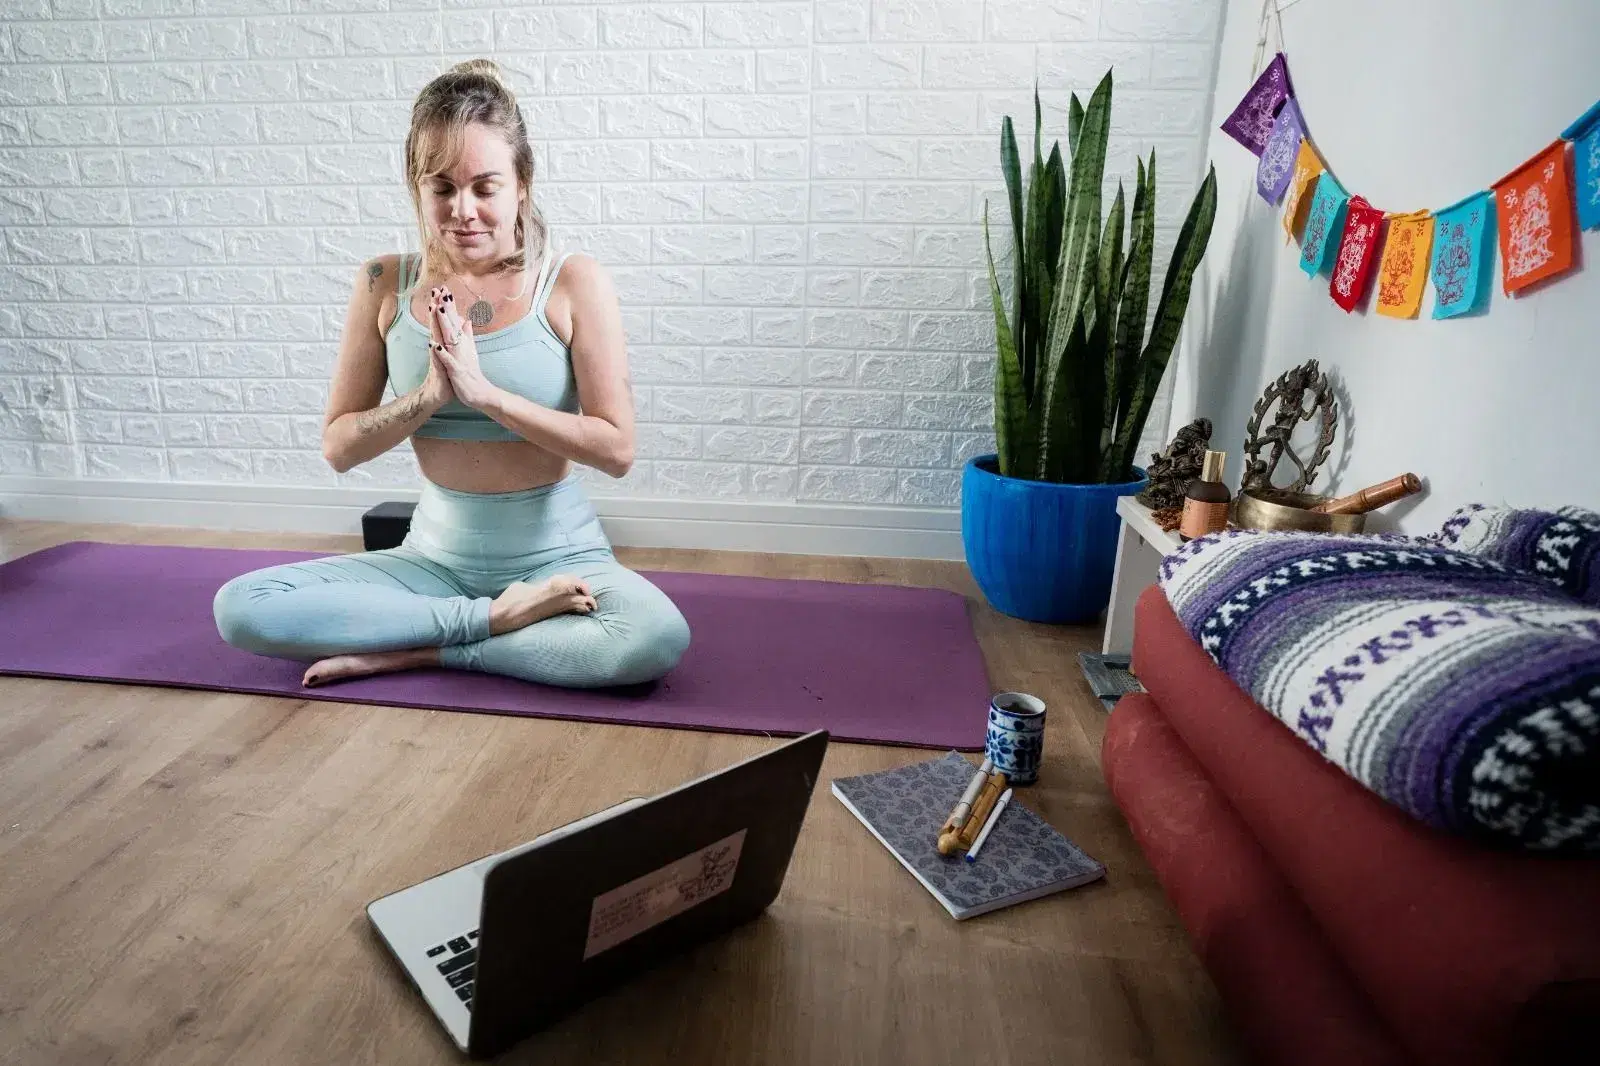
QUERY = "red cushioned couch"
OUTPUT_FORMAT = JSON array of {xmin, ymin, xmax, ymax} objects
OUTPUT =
[{"xmin": 1102, "ymin": 586, "xmax": 1600, "ymax": 1066}]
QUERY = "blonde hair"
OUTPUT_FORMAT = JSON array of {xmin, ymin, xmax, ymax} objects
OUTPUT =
[{"xmin": 405, "ymin": 58, "xmax": 547, "ymax": 282}]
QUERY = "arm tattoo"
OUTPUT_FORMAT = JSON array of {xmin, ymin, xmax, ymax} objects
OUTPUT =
[
  {"xmin": 366, "ymin": 261, "xmax": 383, "ymax": 293},
  {"xmin": 354, "ymin": 388, "xmax": 426, "ymax": 436}
]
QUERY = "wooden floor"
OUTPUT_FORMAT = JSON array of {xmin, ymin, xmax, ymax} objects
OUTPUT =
[{"xmin": 0, "ymin": 519, "xmax": 1240, "ymax": 1066}]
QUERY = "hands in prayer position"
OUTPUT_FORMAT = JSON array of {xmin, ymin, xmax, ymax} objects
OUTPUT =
[{"xmin": 424, "ymin": 286, "xmax": 499, "ymax": 412}]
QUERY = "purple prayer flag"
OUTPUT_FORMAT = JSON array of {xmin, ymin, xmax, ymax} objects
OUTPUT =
[
  {"xmin": 1221, "ymin": 52, "xmax": 1293, "ymax": 157},
  {"xmin": 1256, "ymin": 97, "xmax": 1305, "ymax": 204}
]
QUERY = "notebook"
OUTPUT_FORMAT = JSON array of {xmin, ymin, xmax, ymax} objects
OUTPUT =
[{"xmin": 831, "ymin": 752, "xmax": 1105, "ymax": 920}]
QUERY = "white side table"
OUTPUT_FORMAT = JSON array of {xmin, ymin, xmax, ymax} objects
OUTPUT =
[{"xmin": 1102, "ymin": 495, "xmax": 1182, "ymax": 656}]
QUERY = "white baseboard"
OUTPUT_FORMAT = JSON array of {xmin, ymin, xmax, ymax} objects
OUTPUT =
[{"xmin": 0, "ymin": 476, "xmax": 965, "ymax": 561}]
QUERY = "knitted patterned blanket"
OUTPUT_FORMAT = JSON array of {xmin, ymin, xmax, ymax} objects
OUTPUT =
[{"xmin": 1157, "ymin": 506, "xmax": 1600, "ymax": 853}]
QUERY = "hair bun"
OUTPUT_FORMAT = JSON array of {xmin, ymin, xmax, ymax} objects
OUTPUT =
[{"xmin": 448, "ymin": 57, "xmax": 506, "ymax": 87}]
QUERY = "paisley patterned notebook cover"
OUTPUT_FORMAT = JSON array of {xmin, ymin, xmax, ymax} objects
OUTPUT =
[{"xmin": 831, "ymin": 752, "xmax": 1105, "ymax": 920}]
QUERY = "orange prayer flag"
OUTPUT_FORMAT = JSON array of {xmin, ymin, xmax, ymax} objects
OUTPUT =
[
  {"xmin": 1374, "ymin": 211, "xmax": 1436, "ymax": 319},
  {"xmin": 1281, "ymin": 139, "xmax": 1324, "ymax": 242},
  {"xmin": 1491, "ymin": 140, "xmax": 1576, "ymax": 295}
]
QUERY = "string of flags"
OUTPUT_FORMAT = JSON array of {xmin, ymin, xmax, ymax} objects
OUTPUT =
[{"xmin": 1221, "ymin": 52, "xmax": 1600, "ymax": 319}]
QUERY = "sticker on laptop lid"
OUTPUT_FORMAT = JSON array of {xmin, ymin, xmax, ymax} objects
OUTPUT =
[{"xmin": 583, "ymin": 829, "xmax": 747, "ymax": 960}]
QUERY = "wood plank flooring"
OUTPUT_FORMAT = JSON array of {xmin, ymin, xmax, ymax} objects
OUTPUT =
[{"xmin": 0, "ymin": 519, "xmax": 1240, "ymax": 1066}]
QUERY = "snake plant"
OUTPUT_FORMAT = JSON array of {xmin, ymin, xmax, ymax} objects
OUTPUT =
[{"xmin": 984, "ymin": 69, "xmax": 1218, "ymax": 484}]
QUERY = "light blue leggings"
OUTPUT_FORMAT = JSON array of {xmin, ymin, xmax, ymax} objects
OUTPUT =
[{"xmin": 212, "ymin": 476, "xmax": 690, "ymax": 689}]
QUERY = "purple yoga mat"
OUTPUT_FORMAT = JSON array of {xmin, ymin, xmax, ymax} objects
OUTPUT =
[{"xmin": 0, "ymin": 541, "xmax": 990, "ymax": 750}]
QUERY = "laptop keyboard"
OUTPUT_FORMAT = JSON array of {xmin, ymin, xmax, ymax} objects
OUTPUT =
[{"xmin": 425, "ymin": 928, "xmax": 480, "ymax": 1010}]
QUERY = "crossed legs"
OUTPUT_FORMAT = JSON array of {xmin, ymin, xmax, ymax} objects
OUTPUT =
[{"xmin": 213, "ymin": 546, "xmax": 689, "ymax": 690}]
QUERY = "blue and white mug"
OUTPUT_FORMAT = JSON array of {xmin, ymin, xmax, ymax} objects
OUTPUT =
[{"xmin": 986, "ymin": 692, "xmax": 1046, "ymax": 786}]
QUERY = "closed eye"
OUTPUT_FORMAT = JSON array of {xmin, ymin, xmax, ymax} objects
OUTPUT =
[
  {"xmin": 432, "ymin": 180, "xmax": 499, "ymax": 195},
  {"xmin": 431, "ymin": 184, "xmax": 499, "ymax": 197}
]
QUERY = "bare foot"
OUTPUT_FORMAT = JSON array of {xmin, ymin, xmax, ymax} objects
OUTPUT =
[
  {"xmin": 489, "ymin": 576, "xmax": 597, "ymax": 635},
  {"xmin": 302, "ymin": 647, "xmax": 439, "ymax": 688}
]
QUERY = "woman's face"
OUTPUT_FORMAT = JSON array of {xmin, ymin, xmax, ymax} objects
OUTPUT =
[{"xmin": 422, "ymin": 122, "xmax": 525, "ymax": 272}]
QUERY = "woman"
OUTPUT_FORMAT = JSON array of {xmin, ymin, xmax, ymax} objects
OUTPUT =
[{"xmin": 213, "ymin": 58, "xmax": 690, "ymax": 690}]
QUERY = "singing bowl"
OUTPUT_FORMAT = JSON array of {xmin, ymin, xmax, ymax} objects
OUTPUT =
[{"xmin": 1233, "ymin": 489, "xmax": 1367, "ymax": 534}]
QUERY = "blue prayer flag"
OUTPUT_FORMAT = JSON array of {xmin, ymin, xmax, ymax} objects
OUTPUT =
[
  {"xmin": 1430, "ymin": 191, "xmax": 1496, "ymax": 319},
  {"xmin": 1561, "ymin": 99, "xmax": 1600, "ymax": 231},
  {"xmin": 1299, "ymin": 172, "xmax": 1348, "ymax": 277}
]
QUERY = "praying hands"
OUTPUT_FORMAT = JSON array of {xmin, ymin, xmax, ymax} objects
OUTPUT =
[{"xmin": 426, "ymin": 286, "xmax": 501, "ymax": 411}]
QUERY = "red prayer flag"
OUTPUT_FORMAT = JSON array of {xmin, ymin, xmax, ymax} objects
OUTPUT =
[
  {"xmin": 1329, "ymin": 196, "xmax": 1384, "ymax": 312},
  {"xmin": 1492, "ymin": 140, "xmax": 1576, "ymax": 294}
]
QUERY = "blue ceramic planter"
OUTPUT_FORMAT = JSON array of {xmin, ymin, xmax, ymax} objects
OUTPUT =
[{"xmin": 960, "ymin": 454, "xmax": 1148, "ymax": 625}]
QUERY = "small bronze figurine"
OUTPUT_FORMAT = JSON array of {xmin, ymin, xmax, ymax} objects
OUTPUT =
[
  {"xmin": 1136, "ymin": 417, "xmax": 1214, "ymax": 512},
  {"xmin": 1240, "ymin": 359, "xmax": 1337, "ymax": 495}
]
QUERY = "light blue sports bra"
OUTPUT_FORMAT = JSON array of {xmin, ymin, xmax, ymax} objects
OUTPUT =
[{"xmin": 385, "ymin": 249, "xmax": 579, "ymax": 441}]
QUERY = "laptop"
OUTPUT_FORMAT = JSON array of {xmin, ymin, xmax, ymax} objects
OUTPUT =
[{"xmin": 366, "ymin": 729, "xmax": 829, "ymax": 1060}]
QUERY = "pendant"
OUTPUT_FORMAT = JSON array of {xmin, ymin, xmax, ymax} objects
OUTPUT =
[{"xmin": 468, "ymin": 299, "xmax": 494, "ymax": 327}]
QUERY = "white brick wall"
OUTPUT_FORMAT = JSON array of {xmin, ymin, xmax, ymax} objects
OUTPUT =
[{"xmin": 0, "ymin": 0, "xmax": 1220, "ymax": 512}]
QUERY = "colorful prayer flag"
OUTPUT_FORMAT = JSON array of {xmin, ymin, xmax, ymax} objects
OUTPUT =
[
  {"xmin": 1430, "ymin": 191, "xmax": 1495, "ymax": 319},
  {"xmin": 1299, "ymin": 172, "xmax": 1348, "ymax": 278},
  {"xmin": 1221, "ymin": 53, "xmax": 1293, "ymax": 158},
  {"xmin": 1281, "ymin": 139, "xmax": 1324, "ymax": 241},
  {"xmin": 1561, "ymin": 98, "xmax": 1600, "ymax": 231},
  {"xmin": 1492, "ymin": 140, "xmax": 1575, "ymax": 295},
  {"xmin": 1374, "ymin": 211, "xmax": 1435, "ymax": 319},
  {"xmin": 1329, "ymin": 196, "xmax": 1384, "ymax": 312},
  {"xmin": 1256, "ymin": 98, "xmax": 1305, "ymax": 204}
]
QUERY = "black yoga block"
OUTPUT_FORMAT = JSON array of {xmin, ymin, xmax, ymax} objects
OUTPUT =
[{"xmin": 362, "ymin": 500, "xmax": 416, "ymax": 551}]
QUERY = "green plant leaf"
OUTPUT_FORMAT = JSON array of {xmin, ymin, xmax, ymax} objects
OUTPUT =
[
  {"xmin": 1097, "ymin": 181, "xmax": 1126, "ymax": 454},
  {"xmin": 1081, "ymin": 277, "xmax": 1112, "ymax": 477},
  {"xmin": 1068, "ymin": 92, "xmax": 1084, "ymax": 157},
  {"xmin": 1106, "ymin": 164, "xmax": 1219, "ymax": 482},
  {"xmin": 985, "ymin": 200, "xmax": 1033, "ymax": 478},
  {"xmin": 1041, "ymin": 303, "xmax": 1092, "ymax": 482},
  {"xmin": 1116, "ymin": 155, "xmax": 1145, "ymax": 297},
  {"xmin": 1038, "ymin": 69, "xmax": 1111, "ymax": 478},
  {"xmin": 1110, "ymin": 150, "xmax": 1154, "ymax": 452},
  {"xmin": 1047, "ymin": 69, "xmax": 1112, "ymax": 346},
  {"xmin": 1023, "ymin": 140, "xmax": 1064, "ymax": 401},
  {"xmin": 1001, "ymin": 113, "xmax": 1025, "ymax": 383},
  {"xmin": 1023, "ymin": 86, "xmax": 1046, "ymax": 394},
  {"xmin": 1034, "ymin": 83, "xmax": 1043, "ymax": 170}
]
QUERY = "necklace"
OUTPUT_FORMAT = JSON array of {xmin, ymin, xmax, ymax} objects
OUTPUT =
[{"xmin": 454, "ymin": 271, "xmax": 525, "ymax": 328}]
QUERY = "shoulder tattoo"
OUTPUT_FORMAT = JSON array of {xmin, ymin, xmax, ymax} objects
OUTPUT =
[{"xmin": 366, "ymin": 260, "xmax": 383, "ymax": 292}]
